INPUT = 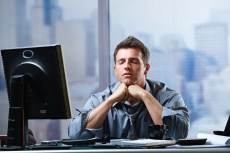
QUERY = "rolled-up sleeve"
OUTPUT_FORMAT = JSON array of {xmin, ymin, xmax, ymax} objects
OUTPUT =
[
  {"xmin": 68, "ymin": 95, "xmax": 101, "ymax": 139},
  {"xmin": 157, "ymin": 90, "xmax": 190, "ymax": 139}
]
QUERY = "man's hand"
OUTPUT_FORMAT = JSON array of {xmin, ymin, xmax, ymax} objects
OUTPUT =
[
  {"xmin": 109, "ymin": 83, "xmax": 129, "ymax": 104},
  {"xmin": 128, "ymin": 84, "xmax": 147, "ymax": 101}
]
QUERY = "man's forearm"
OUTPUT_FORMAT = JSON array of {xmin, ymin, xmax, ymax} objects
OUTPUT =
[
  {"xmin": 142, "ymin": 92, "xmax": 163, "ymax": 125},
  {"xmin": 86, "ymin": 83, "xmax": 128, "ymax": 129},
  {"xmin": 85, "ymin": 97, "xmax": 114, "ymax": 129}
]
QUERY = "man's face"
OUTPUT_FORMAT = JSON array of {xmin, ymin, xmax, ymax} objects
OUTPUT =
[{"xmin": 114, "ymin": 48, "xmax": 150, "ymax": 87}]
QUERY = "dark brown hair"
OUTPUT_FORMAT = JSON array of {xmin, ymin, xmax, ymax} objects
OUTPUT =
[{"xmin": 113, "ymin": 36, "xmax": 150, "ymax": 65}]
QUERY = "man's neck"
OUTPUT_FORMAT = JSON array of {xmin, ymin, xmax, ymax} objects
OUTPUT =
[{"xmin": 126, "ymin": 97, "xmax": 140, "ymax": 106}]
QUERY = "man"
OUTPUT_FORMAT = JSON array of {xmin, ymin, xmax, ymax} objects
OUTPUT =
[{"xmin": 68, "ymin": 36, "xmax": 189, "ymax": 140}]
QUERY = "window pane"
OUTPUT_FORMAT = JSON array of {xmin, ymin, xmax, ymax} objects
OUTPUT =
[
  {"xmin": 0, "ymin": 0, "xmax": 98, "ymax": 142},
  {"xmin": 110, "ymin": 0, "xmax": 230, "ymax": 137}
]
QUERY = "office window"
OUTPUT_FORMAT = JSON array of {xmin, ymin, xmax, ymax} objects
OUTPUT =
[
  {"xmin": 0, "ymin": 0, "xmax": 99, "ymax": 142},
  {"xmin": 109, "ymin": 0, "xmax": 230, "ymax": 136}
]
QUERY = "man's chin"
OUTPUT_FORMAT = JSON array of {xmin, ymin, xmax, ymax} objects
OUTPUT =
[{"xmin": 121, "ymin": 80, "xmax": 134, "ymax": 86}]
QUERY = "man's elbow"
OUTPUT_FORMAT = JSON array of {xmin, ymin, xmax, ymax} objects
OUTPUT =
[
  {"xmin": 163, "ymin": 114, "xmax": 189, "ymax": 139},
  {"xmin": 176, "ymin": 116, "xmax": 190, "ymax": 139},
  {"xmin": 68, "ymin": 120, "xmax": 82, "ymax": 139}
]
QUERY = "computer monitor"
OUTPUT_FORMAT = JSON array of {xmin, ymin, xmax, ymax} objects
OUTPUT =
[{"xmin": 1, "ymin": 44, "xmax": 71, "ymax": 147}]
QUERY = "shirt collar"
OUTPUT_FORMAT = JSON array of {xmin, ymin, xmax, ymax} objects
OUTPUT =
[
  {"xmin": 145, "ymin": 80, "xmax": 151, "ymax": 92},
  {"xmin": 110, "ymin": 82, "xmax": 120, "ymax": 93}
]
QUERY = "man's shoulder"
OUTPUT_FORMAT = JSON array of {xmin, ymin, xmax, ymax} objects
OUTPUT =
[
  {"xmin": 92, "ymin": 82, "xmax": 119, "ymax": 98},
  {"xmin": 84, "ymin": 82, "xmax": 119, "ymax": 107},
  {"xmin": 147, "ymin": 79, "xmax": 184, "ymax": 105},
  {"xmin": 146, "ymin": 79, "xmax": 178, "ymax": 95},
  {"xmin": 147, "ymin": 79, "xmax": 166, "ymax": 90}
]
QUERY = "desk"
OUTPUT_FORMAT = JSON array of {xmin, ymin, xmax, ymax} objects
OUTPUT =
[{"xmin": 0, "ymin": 146, "xmax": 229, "ymax": 153}]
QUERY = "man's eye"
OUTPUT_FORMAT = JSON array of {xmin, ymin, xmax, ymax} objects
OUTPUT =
[
  {"xmin": 117, "ymin": 60, "xmax": 125, "ymax": 64},
  {"xmin": 130, "ymin": 59, "xmax": 140, "ymax": 64}
]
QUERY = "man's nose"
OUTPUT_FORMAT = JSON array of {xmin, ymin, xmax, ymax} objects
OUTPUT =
[{"xmin": 124, "ymin": 61, "xmax": 131, "ymax": 69}]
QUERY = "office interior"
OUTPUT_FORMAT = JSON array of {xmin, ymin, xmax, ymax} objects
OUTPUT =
[{"xmin": 0, "ymin": 0, "xmax": 230, "ymax": 144}]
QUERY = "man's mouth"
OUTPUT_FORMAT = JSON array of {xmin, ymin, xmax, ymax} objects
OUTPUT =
[{"xmin": 122, "ymin": 73, "xmax": 132, "ymax": 77}]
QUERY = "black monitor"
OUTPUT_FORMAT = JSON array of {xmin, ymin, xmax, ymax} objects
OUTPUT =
[{"xmin": 1, "ymin": 44, "xmax": 71, "ymax": 147}]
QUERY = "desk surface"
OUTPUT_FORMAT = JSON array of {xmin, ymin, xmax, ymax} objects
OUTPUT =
[{"xmin": 0, "ymin": 145, "xmax": 229, "ymax": 153}]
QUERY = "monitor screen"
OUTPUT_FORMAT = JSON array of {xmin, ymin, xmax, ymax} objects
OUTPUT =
[{"xmin": 1, "ymin": 44, "xmax": 71, "ymax": 119}]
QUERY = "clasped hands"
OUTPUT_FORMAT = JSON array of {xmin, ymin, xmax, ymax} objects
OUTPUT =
[{"xmin": 109, "ymin": 83, "xmax": 149, "ymax": 105}]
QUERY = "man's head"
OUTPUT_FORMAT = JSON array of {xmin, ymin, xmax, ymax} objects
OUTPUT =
[
  {"xmin": 114, "ymin": 36, "xmax": 150, "ymax": 65},
  {"xmin": 113, "ymin": 36, "xmax": 150, "ymax": 87}
]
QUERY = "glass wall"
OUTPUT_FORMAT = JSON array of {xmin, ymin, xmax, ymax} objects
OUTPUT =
[
  {"xmin": 1, "ymin": 0, "xmax": 230, "ymax": 142},
  {"xmin": 0, "ymin": 0, "xmax": 99, "ymax": 142},
  {"xmin": 110, "ymin": 0, "xmax": 230, "ymax": 137}
]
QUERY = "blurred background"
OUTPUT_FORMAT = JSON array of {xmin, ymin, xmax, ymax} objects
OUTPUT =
[{"xmin": 0, "ymin": 0, "xmax": 230, "ymax": 142}]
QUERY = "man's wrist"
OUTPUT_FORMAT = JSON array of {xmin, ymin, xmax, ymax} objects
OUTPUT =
[
  {"xmin": 140, "ymin": 90, "xmax": 151, "ymax": 101},
  {"xmin": 106, "ymin": 96, "xmax": 118, "ymax": 107},
  {"xmin": 148, "ymin": 124, "xmax": 168, "ymax": 139}
]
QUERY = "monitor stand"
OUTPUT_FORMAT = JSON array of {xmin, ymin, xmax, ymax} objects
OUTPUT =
[{"xmin": 7, "ymin": 75, "xmax": 29, "ymax": 148}]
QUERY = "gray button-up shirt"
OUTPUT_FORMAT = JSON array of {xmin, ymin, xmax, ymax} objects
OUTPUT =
[{"xmin": 68, "ymin": 79, "xmax": 189, "ymax": 140}]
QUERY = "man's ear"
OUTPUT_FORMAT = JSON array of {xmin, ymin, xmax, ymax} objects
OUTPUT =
[
  {"xmin": 113, "ymin": 64, "xmax": 117, "ymax": 75},
  {"xmin": 113, "ymin": 64, "xmax": 115, "ymax": 72},
  {"xmin": 144, "ymin": 64, "xmax": 150, "ymax": 75}
]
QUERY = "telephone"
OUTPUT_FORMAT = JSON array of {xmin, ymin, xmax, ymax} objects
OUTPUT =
[{"xmin": 213, "ymin": 115, "xmax": 230, "ymax": 136}]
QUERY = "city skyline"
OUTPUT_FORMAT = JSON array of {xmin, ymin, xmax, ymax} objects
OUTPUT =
[{"xmin": 0, "ymin": 0, "xmax": 230, "ymax": 140}]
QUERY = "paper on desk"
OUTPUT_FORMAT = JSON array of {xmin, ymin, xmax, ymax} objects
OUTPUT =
[
  {"xmin": 197, "ymin": 133, "xmax": 230, "ymax": 145},
  {"xmin": 110, "ymin": 139, "xmax": 176, "ymax": 147}
]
